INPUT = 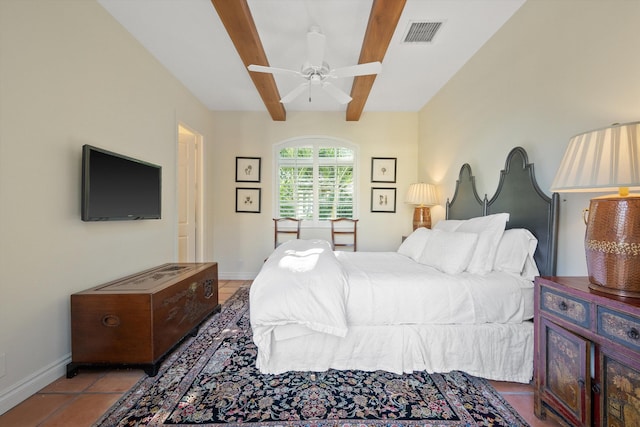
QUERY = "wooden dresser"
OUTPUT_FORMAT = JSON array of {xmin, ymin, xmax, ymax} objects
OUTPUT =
[
  {"xmin": 68, "ymin": 263, "xmax": 219, "ymax": 377},
  {"xmin": 534, "ymin": 276, "xmax": 640, "ymax": 426}
]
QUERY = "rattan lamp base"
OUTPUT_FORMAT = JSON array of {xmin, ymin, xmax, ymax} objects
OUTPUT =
[{"xmin": 585, "ymin": 196, "xmax": 640, "ymax": 298}]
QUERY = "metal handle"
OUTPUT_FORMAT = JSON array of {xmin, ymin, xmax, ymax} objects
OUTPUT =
[
  {"xmin": 583, "ymin": 208, "xmax": 589, "ymax": 225},
  {"xmin": 559, "ymin": 301, "xmax": 568, "ymax": 311},
  {"xmin": 578, "ymin": 378, "xmax": 585, "ymax": 389},
  {"xmin": 627, "ymin": 328, "xmax": 639, "ymax": 340}
]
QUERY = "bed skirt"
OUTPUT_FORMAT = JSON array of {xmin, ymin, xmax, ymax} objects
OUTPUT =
[{"xmin": 255, "ymin": 321, "xmax": 534, "ymax": 383}]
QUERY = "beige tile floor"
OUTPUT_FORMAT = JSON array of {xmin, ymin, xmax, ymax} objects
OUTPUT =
[{"xmin": 0, "ymin": 280, "xmax": 560, "ymax": 427}]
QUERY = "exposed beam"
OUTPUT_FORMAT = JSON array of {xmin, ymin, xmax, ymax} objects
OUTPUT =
[
  {"xmin": 211, "ymin": 0, "xmax": 286, "ymax": 121},
  {"xmin": 346, "ymin": 0, "xmax": 406, "ymax": 121}
]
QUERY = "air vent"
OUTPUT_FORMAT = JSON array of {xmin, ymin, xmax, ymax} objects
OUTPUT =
[{"xmin": 403, "ymin": 21, "xmax": 443, "ymax": 43}]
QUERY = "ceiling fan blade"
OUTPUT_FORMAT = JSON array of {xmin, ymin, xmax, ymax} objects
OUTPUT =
[
  {"xmin": 248, "ymin": 64, "xmax": 301, "ymax": 77},
  {"xmin": 330, "ymin": 61, "xmax": 382, "ymax": 78},
  {"xmin": 280, "ymin": 83, "xmax": 309, "ymax": 103},
  {"xmin": 306, "ymin": 27, "xmax": 326, "ymax": 68},
  {"xmin": 322, "ymin": 82, "xmax": 352, "ymax": 104}
]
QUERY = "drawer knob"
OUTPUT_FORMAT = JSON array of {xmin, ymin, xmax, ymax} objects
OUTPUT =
[
  {"xmin": 558, "ymin": 301, "xmax": 569, "ymax": 311},
  {"xmin": 627, "ymin": 328, "xmax": 639, "ymax": 340}
]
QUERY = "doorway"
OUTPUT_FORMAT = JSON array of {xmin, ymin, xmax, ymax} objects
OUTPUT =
[{"xmin": 177, "ymin": 124, "xmax": 204, "ymax": 262}]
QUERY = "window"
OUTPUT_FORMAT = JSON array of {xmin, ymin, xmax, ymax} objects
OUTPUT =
[{"xmin": 275, "ymin": 137, "xmax": 357, "ymax": 226}]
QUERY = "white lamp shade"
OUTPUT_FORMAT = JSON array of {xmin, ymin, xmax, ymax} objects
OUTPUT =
[
  {"xmin": 551, "ymin": 121, "xmax": 640, "ymax": 193},
  {"xmin": 405, "ymin": 183, "xmax": 438, "ymax": 206}
]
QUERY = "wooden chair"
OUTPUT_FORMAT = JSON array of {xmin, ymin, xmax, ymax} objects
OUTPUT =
[
  {"xmin": 330, "ymin": 218, "xmax": 358, "ymax": 251},
  {"xmin": 273, "ymin": 218, "xmax": 301, "ymax": 248}
]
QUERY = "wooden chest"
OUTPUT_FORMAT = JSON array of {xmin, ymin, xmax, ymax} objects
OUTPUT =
[{"xmin": 68, "ymin": 263, "xmax": 219, "ymax": 377}]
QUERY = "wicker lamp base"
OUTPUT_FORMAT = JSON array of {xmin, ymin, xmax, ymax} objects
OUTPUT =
[{"xmin": 586, "ymin": 196, "xmax": 640, "ymax": 298}]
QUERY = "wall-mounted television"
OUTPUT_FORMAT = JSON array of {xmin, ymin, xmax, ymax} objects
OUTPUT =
[{"xmin": 82, "ymin": 145, "xmax": 161, "ymax": 221}]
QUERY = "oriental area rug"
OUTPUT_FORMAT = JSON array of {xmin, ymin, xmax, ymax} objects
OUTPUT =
[{"xmin": 96, "ymin": 288, "xmax": 529, "ymax": 427}]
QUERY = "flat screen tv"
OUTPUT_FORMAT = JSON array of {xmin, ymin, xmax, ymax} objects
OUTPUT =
[{"xmin": 82, "ymin": 145, "xmax": 161, "ymax": 221}]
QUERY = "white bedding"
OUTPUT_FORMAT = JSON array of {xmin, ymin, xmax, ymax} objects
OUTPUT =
[
  {"xmin": 250, "ymin": 239, "xmax": 349, "ymax": 361},
  {"xmin": 258, "ymin": 323, "xmax": 534, "ymax": 383},
  {"xmin": 335, "ymin": 251, "xmax": 533, "ymax": 325},
  {"xmin": 249, "ymin": 239, "xmax": 535, "ymax": 382}
]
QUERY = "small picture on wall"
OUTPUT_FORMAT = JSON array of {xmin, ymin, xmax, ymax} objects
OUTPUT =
[
  {"xmin": 371, "ymin": 157, "xmax": 397, "ymax": 183},
  {"xmin": 371, "ymin": 187, "xmax": 396, "ymax": 213},
  {"xmin": 236, "ymin": 157, "xmax": 261, "ymax": 182},
  {"xmin": 236, "ymin": 188, "xmax": 261, "ymax": 213}
]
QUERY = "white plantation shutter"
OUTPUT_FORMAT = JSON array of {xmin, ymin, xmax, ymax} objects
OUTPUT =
[{"xmin": 276, "ymin": 139, "xmax": 356, "ymax": 225}]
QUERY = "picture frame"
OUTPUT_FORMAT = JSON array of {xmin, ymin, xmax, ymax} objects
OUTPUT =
[
  {"xmin": 235, "ymin": 188, "xmax": 261, "ymax": 213},
  {"xmin": 371, "ymin": 157, "xmax": 397, "ymax": 183},
  {"xmin": 371, "ymin": 187, "xmax": 396, "ymax": 213},
  {"xmin": 236, "ymin": 157, "xmax": 261, "ymax": 183}
]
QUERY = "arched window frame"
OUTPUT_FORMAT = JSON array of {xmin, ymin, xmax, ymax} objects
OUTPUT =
[{"xmin": 273, "ymin": 136, "xmax": 358, "ymax": 228}]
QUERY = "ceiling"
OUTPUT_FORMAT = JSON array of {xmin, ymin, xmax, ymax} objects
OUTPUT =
[{"xmin": 98, "ymin": 0, "xmax": 526, "ymax": 121}]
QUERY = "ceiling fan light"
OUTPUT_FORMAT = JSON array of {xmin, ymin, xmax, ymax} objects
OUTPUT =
[{"xmin": 310, "ymin": 74, "xmax": 323, "ymax": 84}]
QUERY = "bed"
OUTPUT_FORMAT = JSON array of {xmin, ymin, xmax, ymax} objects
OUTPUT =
[{"xmin": 249, "ymin": 147, "xmax": 559, "ymax": 383}]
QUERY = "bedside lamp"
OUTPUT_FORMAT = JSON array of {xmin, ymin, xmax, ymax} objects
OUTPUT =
[
  {"xmin": 551, "ymin": 121, "xmax": 640, "ymax": 297},
  {"xmin": 405, "ymin": 183, "xmax": 438, "ymax": 230}
]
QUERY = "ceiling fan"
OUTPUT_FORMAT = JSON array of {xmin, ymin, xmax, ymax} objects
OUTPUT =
[{"xmin": 248, "ymin": 26, "xmax": 382, "ymax": 104}]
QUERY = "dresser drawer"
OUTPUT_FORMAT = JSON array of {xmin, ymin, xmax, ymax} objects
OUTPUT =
[
  {"xmin": 540, "ymin": 285, "xmax": 591, "ymax": 329},
  {"xmin": 597, "ymin": 306, "xmax": 640, "ymax": 352}
]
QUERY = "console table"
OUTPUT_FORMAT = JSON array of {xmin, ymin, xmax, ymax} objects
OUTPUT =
[
  {"xmin": 534, "ymin": 276, "xmax": 640, "ymax": 426},
  {"xmin": 67, "ymin": 263, "xmax": 219, "ymax": 377}
]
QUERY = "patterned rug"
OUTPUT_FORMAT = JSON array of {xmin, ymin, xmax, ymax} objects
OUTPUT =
[{"xmin": 96, "ymin": 287, "xmax": 529, "ymax": 427}]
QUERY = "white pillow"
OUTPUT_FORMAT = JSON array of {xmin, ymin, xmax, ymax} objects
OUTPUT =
[
  {"xmin": 493, "ymin": 229, "xmax": 538, "ymax": 275},
  {"xmin": 522, "ymin": 253, "xmax": 541, "ymax": 281},
  {"xmin": 433, "ymin": 219, "xmax": 464, "ymax": 232},
  {"xmin": 455, "ymin": 213, "xmax": 510, "ymax": 275},
  {"xmin": 417, "ymin": 229, "xmax": 478, "ymax": 275},
  {"xmin": 397, "ymin": 227, "xmax": 431, "ymax": 261}
]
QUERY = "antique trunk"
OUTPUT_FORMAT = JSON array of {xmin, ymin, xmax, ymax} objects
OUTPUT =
[{"xmin": 68, "ymin": 263, "xmax": 219, "ymax": 376}]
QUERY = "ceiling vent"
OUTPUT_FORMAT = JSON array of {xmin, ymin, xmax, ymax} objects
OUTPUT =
[{"xmin": 402, "ymin": 21, "xmax": 443, "ymax": 43}]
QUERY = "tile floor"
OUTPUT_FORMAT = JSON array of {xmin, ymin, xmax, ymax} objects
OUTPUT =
[{"xmin": 0, "ymin": 280, "xmax": 561, "ymax": 427}]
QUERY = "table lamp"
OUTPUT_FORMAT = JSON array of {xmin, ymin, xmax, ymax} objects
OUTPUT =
[
  {"xmin": 551, "ymin": 121, "xmax": 640, "ymax": 297},
  {"xmin": 405, "ymin": 183, "xmax": 438, "ymax": 230}
]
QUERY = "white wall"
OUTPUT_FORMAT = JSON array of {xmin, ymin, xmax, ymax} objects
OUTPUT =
[
  {"xmin": 418, "ymin": 0, "xmax": 640, "ymax": 276},
  {"xmin": 209, "ymin": 111, "xmax": 418, "ymax": 279},
  {"xmin": 0, "ymin": 0, "xmax": 215, "ymax": 414}
]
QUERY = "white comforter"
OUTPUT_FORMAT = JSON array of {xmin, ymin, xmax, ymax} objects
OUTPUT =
[
  {"xmin": 250, "ymin": 240, "xmax": 533, "ymax": 365},
  {"xmin": 250, "ymin": 240, "xmax": 349, "ymax": 360},
  {"xmin": 336, "ymin": 250, "xmax": 532, "ymax": 325}
]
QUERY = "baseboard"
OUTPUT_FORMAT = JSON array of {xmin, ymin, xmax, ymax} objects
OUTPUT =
[
  {"xmin": 219, "ymin": 271, "xmax": 258, "ymax": 280},
  {"xmin": 0, "ymin": 353, "xmax": 71, "ymax": 416}
]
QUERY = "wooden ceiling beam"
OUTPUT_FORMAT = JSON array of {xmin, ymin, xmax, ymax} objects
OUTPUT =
[
  {"xmin": 346, "ymin": 0, "xmax": 406, "ymax": 121},
  {"xmin": 211, "ymin": 0, "xmax": 286, "ymax": 121}
]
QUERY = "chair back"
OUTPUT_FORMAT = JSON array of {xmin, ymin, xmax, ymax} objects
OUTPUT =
[
  {"xmin": 273, "ymin": 218, "xmax": 301, "ymax": 248},
  {"xmin": 330, "ymin": 218, "xmax": 358, "ymax": 251}
]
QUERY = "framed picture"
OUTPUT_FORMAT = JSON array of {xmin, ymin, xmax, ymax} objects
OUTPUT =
[
  {"xmin": 371, "ymin": 157, "xmax": 397, "ymax": 183},
  {"xmin": 236, "ymin": 157, "xmax": 261, "ymax": 182},
  {"xmin": 371, "ymin": 187, "xmax": 396, "ymax": 213},
  {"xmin": 236, "ymin": 188, "xmax": 261, "ymax": 213}
]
